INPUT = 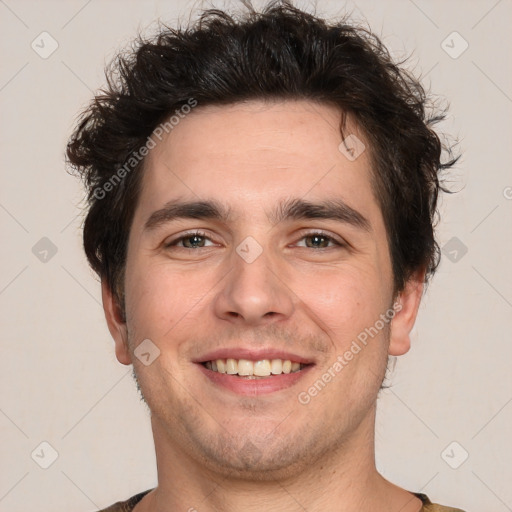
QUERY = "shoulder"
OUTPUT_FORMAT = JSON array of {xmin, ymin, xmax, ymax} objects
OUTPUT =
[
  {"xmin": 96, "ymin": 489, "xmax": 152, "ymax": 512},
  {"xmin": 416, "ymin": 493, "xmax": 466, "ymax": 512}
]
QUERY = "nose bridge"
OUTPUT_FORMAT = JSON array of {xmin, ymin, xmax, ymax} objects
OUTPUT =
[{"xmin": 214, "ymin": 235, "xmax": 294, "ymax": 324}]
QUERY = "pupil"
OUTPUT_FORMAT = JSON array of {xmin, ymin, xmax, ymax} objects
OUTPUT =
[
  {"xmin": 186, "ymin": 235, "xmax": 204, "ymax": 248},
  {"xmin": 308, "ymin": 235, "xmax": 326, "ymax": 248}
]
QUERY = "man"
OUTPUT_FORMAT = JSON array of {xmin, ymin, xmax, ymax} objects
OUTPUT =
[{"xmin": 67, "ymin": 1, "xmax": 462, "ymax": 511}]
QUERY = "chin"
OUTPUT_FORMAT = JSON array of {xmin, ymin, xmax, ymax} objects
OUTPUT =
[{"xmin": 189, "ymin": 428, "xmax": 328, "ymax": 482}]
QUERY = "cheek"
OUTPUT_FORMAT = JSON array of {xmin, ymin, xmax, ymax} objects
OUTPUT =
[
  {"xmin": 124, "ymin": 257, "xmax": 216, "ymax": 343},
  {"xmin": 293, "ymin": 265, "xmax": 387, "ymax": 336}
]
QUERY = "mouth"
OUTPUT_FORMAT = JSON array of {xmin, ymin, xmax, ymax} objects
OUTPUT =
[
  {"xmin": 196, "ymin": 353, "xmax": 314, "ymax": 395},
  {"xmin": 201, "ymin": 358, "xmax": 309, "ymax": 378}
]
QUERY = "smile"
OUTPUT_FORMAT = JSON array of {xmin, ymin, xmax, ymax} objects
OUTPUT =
[
  {"xmin": 202, "ymin": 358, "xmax": 307, "ymax": 378},
  {"xmin": 198, "ymin": 356, "xmax": 314, "ymax": 395}
]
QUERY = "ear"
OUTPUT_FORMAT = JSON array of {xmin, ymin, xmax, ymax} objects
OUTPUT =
[
  {"xmin": 101, "ymin": 279, "xmax": 131, "ymax": 365},
  {"xmin": 388, "ymin": 269, "xmax": 425, "ymax": 356}
]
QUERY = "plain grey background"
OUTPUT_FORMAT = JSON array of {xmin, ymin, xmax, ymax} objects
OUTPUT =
[{"xmin": 1, "ymin": 1, "xmax": 511, "ymax": 511}]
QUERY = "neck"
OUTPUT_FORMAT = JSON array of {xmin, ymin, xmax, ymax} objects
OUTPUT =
[{"xmin": 137, "ymin": 407, "xmax": 422, "ymax": 512}]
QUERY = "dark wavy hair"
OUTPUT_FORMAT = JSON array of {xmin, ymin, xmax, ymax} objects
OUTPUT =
[{"xmin": 66, "ymin": 0, "xmax": 457, "ymax": 309}]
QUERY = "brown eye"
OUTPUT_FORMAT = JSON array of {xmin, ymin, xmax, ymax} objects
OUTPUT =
[
  {"xmin": 297, "ymin": 232, "xmax": 343, "ymax": 249},
  {"xmin": 181, "ymin": 234, "xmax": 207, "ymax": 248},
  {"xmin": 165, "ymin": 231, "xmax": 214, "ymax": 249},
  {"xmin": 305, "ymin": 234, "xmax": 331, "ymax": 248}
]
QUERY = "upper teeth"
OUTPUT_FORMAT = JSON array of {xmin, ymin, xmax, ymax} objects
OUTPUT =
[{"xmin": 204, "ymin": 358, "xmax": 302, "ymax": 376}]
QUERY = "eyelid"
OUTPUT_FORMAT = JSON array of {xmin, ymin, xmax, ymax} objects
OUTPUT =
[
  {"xmin": 164, "ymin": 230, "xmax": 216, "ymax": 248},
  {"xmin": 293, "ymin": 229, "xmax": 346, "ymax": 248}
]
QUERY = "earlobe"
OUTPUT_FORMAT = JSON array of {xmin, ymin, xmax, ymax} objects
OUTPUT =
[
  {"xmin": 388, "ymin": 270, "xmax": 425, "ymax": 356},
  {"xmin": 101, "ymin": 279, "xmax": 131, "ymax": 365}
]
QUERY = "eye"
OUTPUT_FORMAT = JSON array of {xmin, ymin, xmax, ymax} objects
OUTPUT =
[
  {"xmin": 165, "ymin": 231, "xmax": 216, "ymax": 249},
  {"xmin": 295, "ymin": 231, "xmax": 344, "ymax": 249}
]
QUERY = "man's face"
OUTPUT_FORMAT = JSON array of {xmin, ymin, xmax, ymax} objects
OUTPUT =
[{"xmin": 107, "ymin": 100, "xmax": 414, "ymax": 479}]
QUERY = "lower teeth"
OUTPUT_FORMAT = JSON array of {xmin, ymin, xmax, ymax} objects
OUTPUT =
[{"xmin": 238, "ymin": 375, "xmax": 271, "ymax": 379}]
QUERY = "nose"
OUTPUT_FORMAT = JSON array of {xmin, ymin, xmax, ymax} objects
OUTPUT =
[{"xmin": 213, "ymin": 241, "xmax": 295, "ymax": 326}]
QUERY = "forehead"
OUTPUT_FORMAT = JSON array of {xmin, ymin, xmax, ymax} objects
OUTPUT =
[{"xmin": 138, "ymin": 99, "xmax": 379, "ymax": 223}]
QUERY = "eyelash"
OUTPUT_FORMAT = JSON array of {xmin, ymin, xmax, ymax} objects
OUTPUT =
[{"xmin": 165, "ymin": 230, "xmax": 344, "ymax": 249}]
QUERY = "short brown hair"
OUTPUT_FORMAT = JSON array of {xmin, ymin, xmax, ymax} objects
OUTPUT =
[{"xmin": 66, "ymin": 1, "xmax": 457, "ymax": 308}]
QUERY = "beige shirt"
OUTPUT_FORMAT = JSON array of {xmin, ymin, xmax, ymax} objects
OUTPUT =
[{"xmin": 97, "ymin": 490, "xmax": 466, "ymax": 511}]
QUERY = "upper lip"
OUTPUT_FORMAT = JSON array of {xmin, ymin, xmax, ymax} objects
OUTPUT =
[{"xmin": 194, "ymin": 348, "xmax": 315, "ymax": 365}]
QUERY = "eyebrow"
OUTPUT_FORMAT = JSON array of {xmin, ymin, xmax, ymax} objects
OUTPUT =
[
  {"xmin": 269, "ymin": 197, "xmax": 371, "ymax": 231},
  {"xmin": 144, "ymin": 199, "xmax": 232, "ymax": 231},
  {"xmin": 144, "ymin": 197, "xmax": 371, "ymax": 232}
]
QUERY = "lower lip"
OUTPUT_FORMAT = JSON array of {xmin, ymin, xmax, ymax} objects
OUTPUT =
[{"xmin": 196, "ymin": 363, "xmax": 314, "ymax": 395}]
